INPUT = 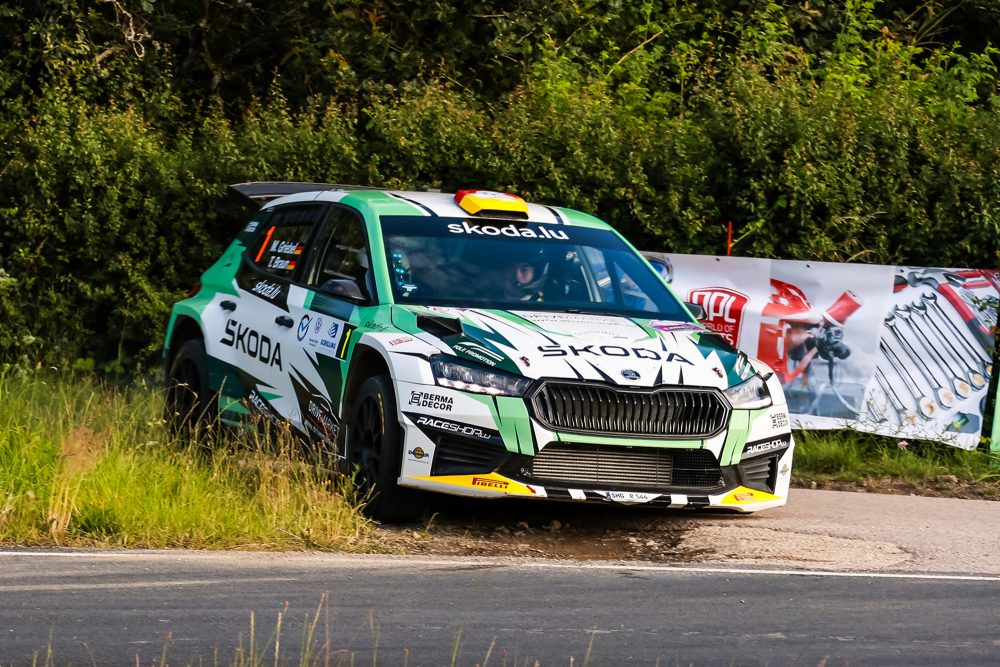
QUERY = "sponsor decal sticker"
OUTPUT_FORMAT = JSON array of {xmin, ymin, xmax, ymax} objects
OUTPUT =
[
  {"xmin": 649, "ymin": 320, "xmax": 706, "ymax": 333},
  {"xmin": 780, "ymin": 463, "xmax": 790, "ymax": 476},
  {"xmin": 267, "ymin": 256, "xmax": 297, "ymax": 271},
  {"xmin": 472, "ymin": 476, "xmax": 509, "ymax": 490},
  {"xmin": 389, "ymin": 336, "xmax": 413, "ymax": 346},
  {"xmin": 251, "ymin": 280, "xmax": 283, "ymax": 301},
  {"xmin": 408, "ymin": 446, "xmax": 429, "ymax": 461},
  {"xmin": 270, "ymin": 240, "xmax": 302, "ymax": 255},
  {"xmin": 446, "ymin": 220, "xmax": 569, "ymax": 240},
  {"xmin": 305, "ymin": 398, "xmax": 339, "ymax": 443},
  {"xmin": 602, "ymin": 491, "xmax": 660, "ymax": 503},
  {"xmin": 537, "ymin": 344, "xmax": 691, "ymax": 364},
  {"xmin": 244, "ymin": 220, "xmax": 260, "ymax": 233},
  {"xmin": 221, "ymin": 319, "xmax": 283, "ymax": 369},
  {"xmin": 299, "ymin": 315, "xmax": 353, "ymax": 358},
  {"xmin": 247, "ymin": 388, "xmax": 282, "ymax": 422},
  {"xmin": 410, "ymin": 473, "xmax": 533, "ymax": 495},
  {"xmin": 742, "ymin": 435, "xmax": 791, "ymax": 458},
  {"xmin": 452, "ymin": 342, "xmax": 503, "ymax": 367},
  {"xmin": 363, "ymin": 320, "xmax": 389, "ymax": 331},
  {"xmin": 297, "ymin": 315, "xmax": 311, "ymax": 341},
  {"xmin": 412, "ymin": 415, "xmax": 498, "ymax": 443},
  {"xmin": 409, "ymin": 391, "xmax": 454, "ymax": 411},
  {"xmin": 771, "ymin": 412, "xmax": 789, "ymax": 429},
  {"xmin": 686, "ymin": 287, "xmax": 749, "ymax": 347},
  {"xmin": 721, "ymin": 486, "xmax": 780, "ymax": 505}
]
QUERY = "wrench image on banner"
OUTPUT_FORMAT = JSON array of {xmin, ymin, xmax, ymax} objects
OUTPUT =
[
  {"xmin": 896, "ymin": 306, "xmax": 972, "ymax": 398},
  {"xmin": 884, "ymin": 314, "xmax": 955, "ymax": 409},
  {"xmin": 907, "ymin": 301, "xmax": 987, "ymax": 389},
  {"xmin": 878, "ymin": 340, "xmax": 937, "ymax": 419},
  {"xmin": 873, "ymin": 367, "xmax": 913, "ymax": 424},
  {"xmin": 908, "ymin": 270, "xmax": 993, "ymax": 350},
  {"xmin": 921, "ymin": 293, "xmax": 993, "ymax": 376}
]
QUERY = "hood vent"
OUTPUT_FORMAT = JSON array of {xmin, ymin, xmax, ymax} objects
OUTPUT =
[{"xmin": 416, "ymin": 314, "xmax": 463, "ymax": 338}]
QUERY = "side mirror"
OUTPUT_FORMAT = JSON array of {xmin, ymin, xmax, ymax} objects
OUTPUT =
[
  {"xmin": 320, "ymin": 277, "xmax": 365, "ymax": 302},
  {"xmin": 684, "ymin": 301, "xmax": 706, "ymax": 320}
]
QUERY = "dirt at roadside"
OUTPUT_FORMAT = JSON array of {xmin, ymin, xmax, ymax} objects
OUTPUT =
[
  {"xmin": 791, "ymin": 475, "xmax": 1000, "ymax": 501},
  {"xmin": 372, "ymin": 477, "xmax": 998, "ymax": 562},
  {"xmin": 374, "ymin": 496, "xmax": 710, "ymax": 562}
]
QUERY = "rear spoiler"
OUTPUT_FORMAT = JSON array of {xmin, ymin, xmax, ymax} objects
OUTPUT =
[{"xmin": 227, "ymin": 182, "xmax": 386, "ymax": 206}]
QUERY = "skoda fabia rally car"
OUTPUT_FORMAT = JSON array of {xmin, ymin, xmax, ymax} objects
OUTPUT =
[{"xmin": 163, "ymin": 183, "xmax": 794, "ymax": 522}]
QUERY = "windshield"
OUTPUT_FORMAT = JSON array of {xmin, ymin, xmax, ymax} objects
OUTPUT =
[{"xmin": 379, "ymin": 216, "xmax": 689, "ymax": 319}]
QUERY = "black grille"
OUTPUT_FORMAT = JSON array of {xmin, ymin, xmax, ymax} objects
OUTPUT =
[
  {"xmin": 739, "ymin": 454, "xmax": 778, "ymax": 493},
  {"xmin": 526, "ymin": 443, "xmax": 723, "ymax": 491},
  {"xmin": 431, "ymin": 437, "xmax": 508, "ymax": 476},
  {"xmin": 530, "ymin": 382, "xmax": 729, "ymax": 438}
]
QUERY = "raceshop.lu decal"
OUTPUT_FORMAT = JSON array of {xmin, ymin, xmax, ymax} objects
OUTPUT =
[
  {"xmin": 221, "ymin": 319, "xmax": 283, "ymax": 369},
  {"xmin": 413, "ymin": 415, "xmax": 498, "ymax": 442}
]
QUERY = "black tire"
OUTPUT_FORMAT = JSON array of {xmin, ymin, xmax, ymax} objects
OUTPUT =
[
  {"xmin": 347, "ymin": 375, "xmax": 427, "ymax": 523},
  {"xmin": 164, "ymin": 338, "xmax": 217, "ymax": 438}
]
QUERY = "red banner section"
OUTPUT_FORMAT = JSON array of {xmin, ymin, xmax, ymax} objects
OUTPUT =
[{"xmin": 645, "ymin": 253, "xmax": 999, "ymax": 450}]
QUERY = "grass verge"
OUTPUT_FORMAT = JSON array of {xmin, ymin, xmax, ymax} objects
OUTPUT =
[
  {"xmin": 0, "ymin": 369, "xmax": 372, "ymax": 549},
  {"xmin": 2, "ymin": 369, "xmax": 998, "ymax": 552},
  {"xmin": 792, "ymin": 429, "xmax": 1000, "ymax": 499}
]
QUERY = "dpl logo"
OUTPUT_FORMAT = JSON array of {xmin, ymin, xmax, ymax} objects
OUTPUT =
[{"xmin": 687, "ymin": 287, "xmax": 749, "ymax": 347}]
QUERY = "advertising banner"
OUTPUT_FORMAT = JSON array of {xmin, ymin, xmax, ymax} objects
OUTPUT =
[{"xmin": 645, "ymin": 253, "xmax": 1000, "ymax": 450}]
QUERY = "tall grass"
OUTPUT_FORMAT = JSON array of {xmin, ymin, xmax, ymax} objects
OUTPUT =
[
  {"xmin": 793, "ymin": 429, "xmax": 1000, "ymax": 490},
  {"xmin": 0, "ymin": 369, "xmax": 372, "ymax": 549}
]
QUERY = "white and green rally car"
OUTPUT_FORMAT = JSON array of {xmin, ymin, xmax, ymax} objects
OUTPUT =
[{"xmin": 163, "ymin": 183, "xmax": 794, "ymax": 522}]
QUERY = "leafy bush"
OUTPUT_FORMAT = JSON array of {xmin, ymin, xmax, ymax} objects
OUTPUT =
[{"xmin": 0, "ymin": 1, "xmax": 999, "ymax": 370}]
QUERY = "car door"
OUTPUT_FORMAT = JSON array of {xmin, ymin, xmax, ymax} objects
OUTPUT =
[
  {"xmin": 214, "ymin": 203, "xmax": 329, "ymax": 432},
  {"xmin": 281, "ymin": 206, "xmax": 373, "ymax": 457}
]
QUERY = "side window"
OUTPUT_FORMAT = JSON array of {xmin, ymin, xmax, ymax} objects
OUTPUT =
[
  {"xmin": 249, "ymin": 206, "xmax": 322, "ymax": 280},
  {"xmin": 309, "ymin": 208, "xmax": 373, "ymax": 302}
]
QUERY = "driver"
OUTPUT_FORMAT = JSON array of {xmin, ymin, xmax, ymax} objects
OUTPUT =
[{"xmin": 503, "ymin": 260, "xmax": 545, "ymax": 302}]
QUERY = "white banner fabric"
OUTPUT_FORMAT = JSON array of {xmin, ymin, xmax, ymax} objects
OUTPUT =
[{"xmin": 645, "ymin": 253, "xmax": 999, "ymax": 450}]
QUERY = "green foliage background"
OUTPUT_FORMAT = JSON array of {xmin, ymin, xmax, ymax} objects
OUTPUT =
[{"xmin": 0, "ymin": 0, "xmax": 998, "ymax": 369}]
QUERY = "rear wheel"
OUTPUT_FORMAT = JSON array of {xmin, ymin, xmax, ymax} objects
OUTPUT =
[
  {"xmin": 164, "ymin": 338, "xmax": 217, "ymax": 438},
  {"xmin": 347, "ymin": 375, "xmax": 427, "ymax": 523}
]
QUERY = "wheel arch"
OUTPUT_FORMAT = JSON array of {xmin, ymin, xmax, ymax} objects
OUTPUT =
[
  {"xmin": 164, "ymin": 316, "xmax": 204, "ymax": 381},
  {"xmin": 342, "ymin": 344, "xmax": 392, "ymax": 416}
]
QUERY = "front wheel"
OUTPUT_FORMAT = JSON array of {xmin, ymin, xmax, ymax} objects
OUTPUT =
[{"xmin": 347, "ymin": 375, "xmax": 427, "ymax": 523}]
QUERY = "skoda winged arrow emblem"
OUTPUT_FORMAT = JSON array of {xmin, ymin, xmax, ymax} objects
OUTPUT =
[{"xmin": 621, "ymin": 369, "xmax": 640, "ymax": 381}]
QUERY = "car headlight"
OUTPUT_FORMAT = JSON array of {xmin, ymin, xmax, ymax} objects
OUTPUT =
[
  {"xmin": 430, "ymin": 356, "xmax": 532, "ymax": 397},
  {"xmin": 724, "ymin": 373, "xmax": 773, "ymax": 409}
]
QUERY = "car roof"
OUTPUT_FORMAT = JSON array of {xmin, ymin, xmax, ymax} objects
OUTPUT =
[{"xmin": 229, "ymin": 182, "xmax": 609, "ymax": 229}]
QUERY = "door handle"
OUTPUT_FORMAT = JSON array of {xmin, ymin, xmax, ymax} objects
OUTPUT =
[
  {"xmin": 220, "ymin": 300, "xmax": 236, "ymax": 312},
  {"xmin": 275, "ymin": 315, "xmax": 294, "ymax": 328}
]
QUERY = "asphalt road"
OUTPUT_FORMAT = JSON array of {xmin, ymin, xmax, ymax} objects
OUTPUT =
[
  {"xmin": 2, "ymin": 549, "xmax": 1000, "ymax": 666},
  {"xmin": 4, "ymin": 489, "xmax": 1000, "ymax": 665}
]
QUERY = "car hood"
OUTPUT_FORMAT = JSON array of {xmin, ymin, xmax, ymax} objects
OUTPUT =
[{"xmin": 393, "ymin": 306, "xmax": 756, "ymax": 389}]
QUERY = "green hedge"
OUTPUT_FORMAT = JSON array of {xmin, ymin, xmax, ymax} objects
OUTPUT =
[{"xmin": 0, "ymin": 3, "xmax": 998, "ymax": 370}]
